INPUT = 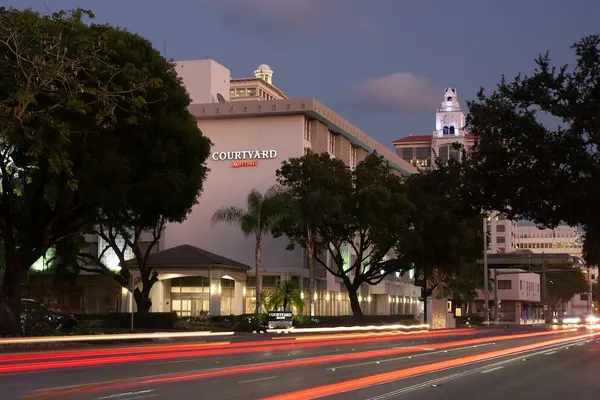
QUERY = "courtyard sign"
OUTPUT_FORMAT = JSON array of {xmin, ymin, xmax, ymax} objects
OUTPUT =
[
  {"xmin": 267, "ymin": 311, "xmax": 293, "ymax": 329},
  {"xmin": 211, "ymin": 150, "xmax": 278, "ymax": 161}
]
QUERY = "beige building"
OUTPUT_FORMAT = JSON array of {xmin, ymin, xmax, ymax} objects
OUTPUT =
[
  {"xmin": 136, "ymin": 60, "xmax": 422, "ymax": 318},
  {"xmin": 514, "ymin": 226, "xmax": 593, "ymax": 316}
]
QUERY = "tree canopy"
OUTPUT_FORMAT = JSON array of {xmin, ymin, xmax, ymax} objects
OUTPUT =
[
  {"xmin": 275, "ymin": 152, "xmax": 414, "ymax": 316},
  {"xmin": 273, "ymin": 151, "xmax": 352, "ymax": 315},
  {"xmin": 397, "ymin": 166, "xmax": 484, "ymax": 319},
  {"xmin": 0, "ymin": 7, "xmax": 210, "ymax": 333},
  {"xmin": 458, "ymin": 35, "xmax": 600, "ymax": 247}
]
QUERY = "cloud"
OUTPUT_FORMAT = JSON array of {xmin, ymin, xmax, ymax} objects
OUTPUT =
[
  {"xmin": 208, "ymin": 0, "xmax": 343, "ymax": 36},
  {"xmin": 344, "ymin": 73, "xmax": 442, "ymax": 115}
]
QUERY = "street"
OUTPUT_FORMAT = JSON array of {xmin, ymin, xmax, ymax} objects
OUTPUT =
[{"xmin": 1, "ymin": 327, "xmax": 599, "ymax": 399}]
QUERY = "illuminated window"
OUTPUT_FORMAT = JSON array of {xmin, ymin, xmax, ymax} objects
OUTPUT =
[{"xmin": 247, "ymin": 88, "xmax": 257, "ymax": 96}]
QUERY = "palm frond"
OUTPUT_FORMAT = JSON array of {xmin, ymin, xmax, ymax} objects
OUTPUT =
[{"xmin": 211, "ymin": 206, "xmax": 245, "ymax": 227}]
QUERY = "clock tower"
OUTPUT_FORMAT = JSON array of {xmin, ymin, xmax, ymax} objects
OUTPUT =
[{"xmin": 435, "ymin": 88, "xmax": 466, "ymax": 137}]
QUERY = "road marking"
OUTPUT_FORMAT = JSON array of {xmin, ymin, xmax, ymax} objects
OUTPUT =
[
  {"xmin": 98, "ymin": 390, "xmax": 155, "ymax": 399},
  {"xmin": 364, "ymin": 338, "xmax": 591, "ymax": 400},
  {"xmin": 239, "ymin": 376, "xmax": 278, "ymax": 384},
  {"xmin": 326, "ymin": 343, "xmax": 494, "ymax": 371},
  {"xmin": 481, "ymin": 366, "xmax": 504, "ymax": 374}
]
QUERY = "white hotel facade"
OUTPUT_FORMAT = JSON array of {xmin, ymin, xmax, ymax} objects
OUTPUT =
[{"xmin": 127, "ymin": 60, "xmax": 423, "ymax": 318}]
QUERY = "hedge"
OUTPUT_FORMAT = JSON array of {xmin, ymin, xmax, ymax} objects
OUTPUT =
[{"xmin": 72, "ymin": 313, "xmax": 420, "ymax": 332}]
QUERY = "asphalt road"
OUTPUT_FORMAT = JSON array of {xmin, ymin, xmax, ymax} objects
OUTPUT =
[{"xmin": 1, "ymin": 326, "xmax": 598, "ymax": 400}]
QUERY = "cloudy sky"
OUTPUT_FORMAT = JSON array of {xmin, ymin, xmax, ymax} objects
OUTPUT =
[{"xmin": 4, "ymin": 0, "xmax": 599, "ymax": 148}]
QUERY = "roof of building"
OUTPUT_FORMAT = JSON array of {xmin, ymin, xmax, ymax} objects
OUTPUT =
[
  {"xmin": 189, "ymin": 98, "xmax": 418, "ymax": 176},
  {"xmin": 126, "ymin": 244, "xmax": 250, "ymax": 270},
  {"xmin": 391, "ymin": 133, "xmax": 477, "ymax": 144},
  {"xmin": 256, "ymin": 64, "xmax": 272, "ymax": 71},
  {"xmin": 230, "ymin": 77, "xmax": 287, "ymax": 98}
]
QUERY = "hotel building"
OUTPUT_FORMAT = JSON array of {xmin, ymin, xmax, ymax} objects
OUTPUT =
[{"xmin": 133, "ymin": 60, "xmax": 423, "ymax": 318}]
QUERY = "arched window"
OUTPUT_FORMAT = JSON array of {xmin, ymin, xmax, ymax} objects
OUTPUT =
[
  {"xmin": 443, "ymin": 126, "xmax": 449, "ymax": 135},
  {"xmin": 449, "ymin": 126, "xmax": 455, "ymax": 135},
  {"xmin": 447, "ymin": 96, "xmax": 453, "ymax": 101}
]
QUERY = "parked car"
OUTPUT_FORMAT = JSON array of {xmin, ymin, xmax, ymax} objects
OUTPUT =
[{"xmin": 21, "ymin": 298, "xmax": 77, "ymax": 334}]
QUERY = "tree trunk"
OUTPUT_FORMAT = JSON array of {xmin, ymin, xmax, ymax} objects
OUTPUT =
[
  {"xmin": 133, "ymin": 272, "xmax": 158, "ymax": 314},
  {"xmin": 133, "ymin": 288, "xmax": 152, "ymax": 313},
  {"xmin": 306, "ymin": 227, "xmax": 315, "ymax": 316},
  {"xmin": 422, "ymin": 270, "xmax": 428, "ymax": 325},
  {"xmin": 254, "ymin": 237, "xmax": 261, "ymax": 314},
  {"xmin": 0, "ymin": 264, "xmax": 23, "ymax": 336},
  {"xmin": 348, "ymin": 286, "xmax": 363, "ymax": 317}
]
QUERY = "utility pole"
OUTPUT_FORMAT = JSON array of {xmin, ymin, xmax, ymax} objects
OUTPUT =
[
  {"xmin": 541, "ymin": 253, "xmax": 547, "ymax": 320},
  {"xmin": 483, "ymin": 217, "xmax": 490, "ymax": 325},
  {"xmin": 494, "ymin": 269, "xmax": 499, "ymax": 325},
  {"xmin": 588, "ymin": 266, "xmax": 593, "ymax": 316}
]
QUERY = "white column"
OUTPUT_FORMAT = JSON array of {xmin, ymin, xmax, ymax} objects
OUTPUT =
[
  {"xmin": 234, "ymin": 280, "xmax": 246, "ymax": 315},
  {"xmin": 209, "ymin": 278, "xmax": 222, "ymax": 316},
  {"xmin": 149, "ymin": 281, "xmax": 164, "ymax": 312}
]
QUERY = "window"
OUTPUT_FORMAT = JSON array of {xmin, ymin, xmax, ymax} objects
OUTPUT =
[
  {"xmin": 247, "ymin": 88, "xmax": 257, "ymax": 97},
  {"xmin": 262, "ymin": 276, "xmax": 278, "ymax": 287},
  {"xmin": 443, "ymin": 126, "xmax": 449, "ymax": 135},
  {"xmin": 447, "ymin": 96, "xmax": 453, "ymax": 101},
  {"xmin": 497, "ymin": 280, "xmax": 512, "ymax": 290},
  {"xmin": 496, "ymin": 224, "xmax": 506, "ymax": 233},
  {"xmin": 496, "ymin": 236, "xmax": 506, "ymax": 244},
  {"xmin": 520, "ymin": 280, "xmax": 523, "ymax": 290},
  {"xmin": 304, "ymin": 118, "xmax": 311, "ymax": 141},
  {"xmin": 329, "ymin": 132, "xmax": 336, "ymax": 154},
  {"xmin": 304, "ymin": 147, "xmax": 310, "ymax": 155},
  {"xmin": 581, "ymin": 294, "xmax": 589, "ymax": 301},
  {"xmin": 400, "ymin": 148, "xmax": 413, "ymax": 162},
  {"xmin": 449, "ymin": 126, "xmax": 456, "ymax": 135},
  {"xmin": 351, "ymin": 147, "xmax": 357, "ymax": 166}
]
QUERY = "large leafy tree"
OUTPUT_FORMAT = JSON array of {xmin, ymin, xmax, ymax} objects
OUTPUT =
[
  {"xmin": 273, "ymin": 152, "xmax": 352, "ymax": 316},
  {"xmin": 398, "ymin": 167, "xmax": 484, "ymax": 322},
  {"xmin": 0, "ymin": 8, "xmax": 209, "ymax": 334},
  {"xmin": 458, "ymin": 35, "xmax": 600, "ymax": 246},
  {"xmin": 62, "ymin": 26, "xmax": 211, "ymax": 312},
  {"xmin": 276, "ymin": 153, "xmax": 414, "ymax": 317},
  {"xmin": 211, "ymin": 186, "xmax": 286, "ymax": 314}
]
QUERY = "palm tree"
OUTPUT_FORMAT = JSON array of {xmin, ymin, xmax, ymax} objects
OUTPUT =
[
  {"xmin": 267, "ymin": 280, "xmax": 304, "ymax": 312},
  {"xmin": 211, "ymin": 186, "xmax": 286, "ymax": 314}
]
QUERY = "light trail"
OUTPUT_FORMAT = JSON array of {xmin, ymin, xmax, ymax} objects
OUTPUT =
[
  {"xmin": 0, "ymin": 323, "xmax": 431, "ymax": 346},
  {"xmin": 0, "ymin": 329, "xmax": 476, "ymax": 367},
  {"xmin": 22, "ymin": 329, "xmax": 576, "ymax": 399},
  {"xmin": 261, "ymin": 331, "xmax": 600, "ymax": 400}
]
